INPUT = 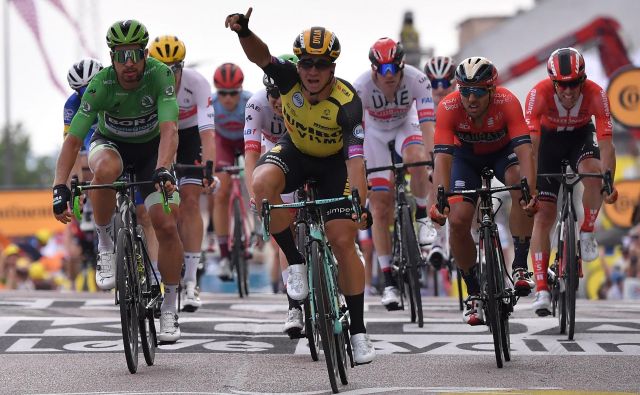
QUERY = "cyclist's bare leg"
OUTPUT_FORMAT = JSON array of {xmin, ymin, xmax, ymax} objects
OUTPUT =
[
  {"xmin": 149, "ymin": 203, "xmax": 183, "ymax": 285},
  {"xmin": 448, "ymin": 200, "xmax": 476, "ymax": 273},
  {"xmin": 87, "ymin": 149, "xmax": 121, "ymax": 251},
  {"xmin": 403, "ymin": 144, "xmax": 430, "ymax": 203},
  {"xmin": 178, "ymin": 184, "xmax": 204, "ymax": 283},
  {"xmin": 136, "ymin": 204, "xmax": 158, "ymax": 271},
  {"xmin": 369, "ymin": 189, "xmax": 394, "ymax": 285},
  {"xmin": 530, "ymin": 200, "xmax": 556, "ymax": 291},
  {"xmin": 578, "ymin": 157, "xmax": 604, "ymax": 230},
  {"xmin": 252, "ymin": 164, "xmax": 290, "ymax": 231},
  {"xmin": 213, "ymin": 172, "xmax": 232, "ymax": 258},
  {"xmin": 505, "ymin": 165, "xmax": 534, "ymax": 280}
]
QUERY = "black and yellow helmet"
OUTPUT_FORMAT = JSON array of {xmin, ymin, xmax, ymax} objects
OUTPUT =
[
  {"xmin": 106, "ymin": 19, "xmax": 149, "ymax": 49},
  {"xmin": 293, "ymin": 27, "xmax": 340, "ymax": 61},
  {"xmin": 149, "ymin": 35, "xmax": 186, "ymax": 63}
]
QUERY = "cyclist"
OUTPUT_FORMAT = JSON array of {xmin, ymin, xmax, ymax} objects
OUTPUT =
[
  {"xmin": 211, "ymin": 62, "xmax": 253, "ymax": 281},
  {"xmin": 244, "ymin": 54, "xmax": 305, "ymax": 335},
  {"xmin": 225, "ymin": 8, "xmax": 375, "ymax": 364},
  {"xmin": 424, "ymin": 56, "xmax": 457, "ymax": 106},
  {"xmin": 149, "ymin": 35, "xmax": 216, "ymax": 312},
  {"xmin": 429, "ymin": 57, "xmax": 538, "ymax": 326},
  {"xmin": 353, "ymin": 37, "xmax": 436, "ymax": 309},
  {"xmin": 525, "ymin": 47, "xmax": 618, "ymax": 316},
  {"xmin": 52, "ymin": 20, "xmax": 184, "ymax": 342}
]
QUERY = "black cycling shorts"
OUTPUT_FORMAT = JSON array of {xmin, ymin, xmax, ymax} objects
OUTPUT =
[
  {"xmin": 450, "ymin": 143, "xmax": 520, "ymax": 205},
  {"xmin": 176, "ymin": 126, "xmax": 203, "ymax": 186},
  {"xmin": 256, "ymin": 135, "xmax": 353, "ymax": 222},
  {"xmin": 88, "ymin": 133, "xmax": 159, "ymax": 200},
  {"xmin": 537, "ymin": 123, "xmax": 600, "ymax": 203}
]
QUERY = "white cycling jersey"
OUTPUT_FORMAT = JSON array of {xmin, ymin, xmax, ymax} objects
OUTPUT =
[
  {"xmin": 244, "ymin": 88, "xmax": 287, "ymax": 153},
  {"xmin": 178, "ymin": 68, "xmax": 215, "ymax": 132},
  {"xmin": 353, "ymin": 64, "xmax": 435, "ymax": 131}
]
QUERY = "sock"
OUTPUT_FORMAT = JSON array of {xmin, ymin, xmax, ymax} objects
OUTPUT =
[
  {"xmin": 161, "ymin": 284, "xmax": 179, "ymax": 314},
  {"xmin": 287, "ymin": 294, "xmax": 301, "ymax": 310},
  {"xmin": 512, "ymin": 236, "xmax": 531, "ymax": 271},
  {"xmin": 218, "ymin": 236, "xmax": 229, "ymax": 258},
  {"xmin": 414, "ymin": 197, "xmax": 428, "ymax": 219},
  {"xmin": 183, "ymin": 252, "xmax": 200, "ymax": 283},
  {"xmin": 461, "ymin": 265, "xmax": 480, "ymax": 295},
  {"xmin": 272, "ymin": 228, "xmax": 305, "ymax": 266},
  {"xmin": 151, "ymin": 261, "xmax": 161, "ymax": 284},
  {"xmin": 378, "ymin": 255, "xmax": 396, "ymax": 287},
  {"xmin": 580, "ymin": 207, "xmax": 599, "ymax": 232},
  {"xmin": 281, "ymin": 269, "xmax": 289, "ymax": 285},
  {"xmin": 531, "ymin": 251, "xmax": 550, "ymax": 291},
  {"xmin": 345, "ymin": 293, "xmax": 366, "ymax": 335},
  {"xmin": 96, "ymin": 224, "xmax": 114, "ymax": 252}
]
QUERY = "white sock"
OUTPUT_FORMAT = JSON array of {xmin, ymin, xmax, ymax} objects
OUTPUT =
[
  {"xmin": 151, "ymin": 261, "xmax": 161, "ymax": 284},
  {"xmin": 281, "ymin": 269, "xmax": 289, "ymax": 285},
  {"xmin": 96, "ymin": 224, "xmax": 114, "ymax": 252},
  {"xmin": 183, "ymin": 252, "xmax": 200, "ymax": 283},
  {"xmin": 161, "ymin": 284, "xmax": 179, "ymax": 314}
]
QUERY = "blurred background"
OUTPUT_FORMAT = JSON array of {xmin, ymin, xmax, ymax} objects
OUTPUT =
[{"xmin": 0, "ymin": 0, "xmax": 638, "ymax": 299}]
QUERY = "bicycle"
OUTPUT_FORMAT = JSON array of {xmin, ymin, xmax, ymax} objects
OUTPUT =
[
  {"xmin": 217, "ymin": 152, "xmax": 253, "ymax": 298},
  {"xmin": 437, "ymin": 168, "xmax": 531, "ymax": 368},
  {"xmin": 539, "ymin": 160, "xmax": 612, "ymax": 340},
  {"xmin": 70, "ymin": 168, "xmax": 168, "ymax": 374},
  {"xmin": 262, "ymin": 183, "xmax": 361, "ymax": 394},
  {"xmin": 365, "ymin": 140, "xmax": 431, "ymax": 328}
]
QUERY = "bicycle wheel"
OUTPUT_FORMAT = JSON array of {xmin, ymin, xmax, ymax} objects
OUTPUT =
[
  {"xmin": 303, "ymin": 298, "xmax": 319, "ymax": 361},
  {"xmin": 482, "ymin": 227, "xmax": 503, "ymax": 369},
  {"xmin": 136, "ymin": 226, "xmax": 156, "ymax": 367},
  {"xmin": 232, "ymin": 198, "xmax": 248, "ymax": 298},
  {"xmin": 565, "ymin": 217, "xmax": 578, "ymax": 340},
  {"xmin": 494, "ymin": 236, "xmax": 511, "ymax": 363},
  {"xmin": 311, "ymin": 241, "xmax": 339, "ymax": 393},
  {"xmin": 456, "ymin": 265, "xmax": 464, "ymax": 311},
  {"xmin": 401, "ymin": 206, "xmax": 424, "ymax": 328},
  {"xmin": 116, "ymin": 228, "xmax": 139, "ymax": 374},
  {"xmin": 335, "ymin": 305, "xmax": 350, "ymax": 385}
]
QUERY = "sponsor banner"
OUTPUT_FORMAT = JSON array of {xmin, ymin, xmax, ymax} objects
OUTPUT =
[
  {"xmin": 0, "ymin": 190, "xmax": 65, "ymax": 237},
  {"xmin": 607, "ymin": 67, "xmax": 640, "ymax": 128}
]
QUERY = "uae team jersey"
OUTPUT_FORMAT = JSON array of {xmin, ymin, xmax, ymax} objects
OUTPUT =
[
  {"xmin": 262, "ymin": 56, "xmax": 364, "ymax": 159},
  {"xmin": 524, "ymin": 79, "xmax": 613, "ymax": 140},
  {"xmin": 353, "ymin": 64, "xmax": 435, "ymax": 130},
  {"xmin": 67, "ymin": 57, "xmax": 179, "ymax": 143},
  {"xmin": 211, "ymin": 90, "xmax": 252, "ymax": 140},
  {"xmin": 177, "ymin": 68, "xmax": 215, "ymax": 132},
  {"xmin": 434, "ymin": 87, "xmax": 531, "ymax": 156},
  {"xmin": 244, "ymin": 88, "xmax": 287, "ymax": 153}
]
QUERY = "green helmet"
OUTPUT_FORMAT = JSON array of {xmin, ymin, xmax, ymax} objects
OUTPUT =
[
  {"xmin": 278, "ymin": 53, "xmax": 298, "ymax": 64},
  {"xmin": 106, "ymin": 19, "xmax": 149, "ymax": 49}
]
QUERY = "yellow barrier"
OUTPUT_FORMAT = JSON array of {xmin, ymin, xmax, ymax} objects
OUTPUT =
[{"xmin": 0, "ymin": 189, "xmax": 65, "ymax": 237}]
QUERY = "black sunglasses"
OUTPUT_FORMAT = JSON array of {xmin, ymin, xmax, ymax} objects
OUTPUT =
[
  {"xmin": 298, "ymin": 58, "xmax": 334, "ymax": 71},
  {"xmin": 555, "ymin": 79, "xmax": 584, "ymax": 89},
  {"xmin": 459, "ymin": 86, "xmax": 490, "ymax": 98},
  {"xmin": 218, "ymin": 90, "xmax": 240, "ymax": 97}
]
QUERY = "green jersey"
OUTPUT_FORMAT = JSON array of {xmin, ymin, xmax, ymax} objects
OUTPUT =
[{"xmin": 68, "ymin": 57, "xmax": 179, "ymax": 143}]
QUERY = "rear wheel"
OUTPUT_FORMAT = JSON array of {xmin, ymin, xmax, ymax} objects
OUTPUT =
[
  {"xmin": 565, "ymin": 217, "xmax": 577, "ymax": 340},
  {"xmin": 483, "ymin": 228, "xmax": 503, "ymax": 369},
  {"xmin": 232, "ymin": 198, "xmax": 248, "ymax": 298},
  {"xmin": 401, "ymin": 206, "xmax": 423, "ymax": 328},
  {"xmin": 312, "ymin": 241, "xmax": 339, "ymax": 393},
  {"xmin": 303, "ymin": 298, "xmax": 319, "ymax": 361},
  {"xmin": 116, "ymin": 229, "xmax": 139, "ymax": 374}
]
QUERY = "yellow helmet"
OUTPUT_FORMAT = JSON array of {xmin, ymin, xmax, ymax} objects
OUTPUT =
[
  {"xmin": 3, "ymin": 243, "xmax": 20, "ymax": 256},
  {"xmin": 149, "ymin": 35, "xmax": 186, "ymax": 63},
  {"xmin": 293, "ymin": 27, "xmax": 341, "ymax": 61}
]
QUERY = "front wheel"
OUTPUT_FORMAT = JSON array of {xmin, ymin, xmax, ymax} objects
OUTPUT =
[
  {"xmin": 116, "ymin": 229, "xmax": 139, "ymax": 374},
  {"xmin": 232, "ymin": 198, "xmax": 249, "ymax": 298},
  {"xmin": 482, "ymin": 227, "xmax": 503, "ymax": 369},
  {"xmin": 565, "ymin": 218, "xmax": 578, "ymax": 340},
  {"xmin": 401, "ymin": 206, "xmax": 423, "ymax": 328},
  {"xmin": 136, "ymin": 226, "xmax": 156, "ymax": 367}
]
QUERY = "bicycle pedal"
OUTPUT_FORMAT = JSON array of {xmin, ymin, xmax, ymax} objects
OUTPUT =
[
  {"xmin": 384, "ymin": 303, "xmax": 403, "ymax": 312},
  {"xmin": 514, "ymin": 288, "xmax": 532, "ymax": 297},
  {"xmin": 285, "ymin": 328, "xmax": 305, "ymax": 339}
]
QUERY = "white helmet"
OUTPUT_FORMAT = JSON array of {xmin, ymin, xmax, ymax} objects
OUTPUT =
[
  {"xmin": 67, "ymin": 58, "xmax": 103, "ymax": 90},
  {"xmin": 424, "ymin": 56, "xmax": 455, "ymax": 81}
]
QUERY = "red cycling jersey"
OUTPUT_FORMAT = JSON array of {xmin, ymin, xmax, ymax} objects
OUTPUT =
[
  {"xmin": 524, "ymin": 79, "xmax": 613, "ymax": 140},
  {"xmin": 434, "ymin": 87, "xmax": 531, "ymax": 156}
]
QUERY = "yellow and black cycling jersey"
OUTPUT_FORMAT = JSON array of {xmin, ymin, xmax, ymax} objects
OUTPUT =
[{"xmin": 262, "ymin": 56, "xmax": 364, "ymax": 159}]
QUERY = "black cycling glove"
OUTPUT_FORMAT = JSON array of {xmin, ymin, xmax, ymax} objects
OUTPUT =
[
  {"xmin": 228, "ymin": 13, "xmax": 251, "ymax": 37},
  {"xmin": 361, "ymin": 206, "xmax": 373, "ymax": 229},
  {"xmin": 53, "ymin": 184, "xmax": 71, "ymax": 215},
  {"xmin": 152, "ymin": 167, "xmax": 176, "ymax": 187}
]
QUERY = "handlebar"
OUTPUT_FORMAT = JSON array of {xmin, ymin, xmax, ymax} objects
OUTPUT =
[
  {"xmin": 538, "ymin": 169, "xmax": 614, "ymax": 196},
  {"xmin": 366, "ymin": 160, "xmax": 433, "ymax": 175},
  {"xmin": 173, "ymin": 160, "xmax": 214, "ymax": 184}
]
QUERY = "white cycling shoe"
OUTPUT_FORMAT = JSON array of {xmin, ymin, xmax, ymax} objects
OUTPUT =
[
  {"xmin": 181, "ymin": 281, "xmax": 202, "ymax": 312},
  {"xmin": 580, "ymin": 231, "xmax": 598, "ymax": 262},
  {"xmin": 416, "ymin": 218, "xmax": 437, "ymax": 246},
  {"xmin": 286, "ymin": 264, "xmax": 308, "ymax": 301},
  {"xmin": 350, "ymin": 333, "xmax": 375, "ymax": 364},
  {"xmin": 96, "ymin": 250, "xmax": 116, "ymax": 290},
  {"xmin": 533, "ymin": 290, "xmax": 552, "ymax": 317},
  {"xmin": 158, "ymin": 311, "xmax": 181, "ymax": 343}
]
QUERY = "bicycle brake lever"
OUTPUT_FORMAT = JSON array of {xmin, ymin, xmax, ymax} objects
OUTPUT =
[
  {"xmin": 351, "ymin": 189, "xmax": 362, "ymax": 221},
  {"xmin": 437, "ymin": 185, "xmax": 447, "ymax": 213},
  {"xmin": 261, "ymin": 199, "xmax": 271, "ymax": 241},
  {"xmin": 520, "ymin": 177, "xmax": 531, "ymax": 205},
  {"xmin": 602, "ymin": 170, "xmax": 613, "ymax": 195}
]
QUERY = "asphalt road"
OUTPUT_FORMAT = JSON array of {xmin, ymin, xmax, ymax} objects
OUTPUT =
[{"xmin": 1, "ymin": 290, "xmax": 639, "ymax": 394}]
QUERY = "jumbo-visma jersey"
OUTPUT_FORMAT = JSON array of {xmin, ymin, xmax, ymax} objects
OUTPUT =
[{"xmin": 262, "ymin": 57, "xmax": 364, "ymax": 159}]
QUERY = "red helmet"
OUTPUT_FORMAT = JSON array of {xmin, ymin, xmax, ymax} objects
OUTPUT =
[
  {"xmin": 368, "ymin": 37, "xmax": 405, "ymax": 68},
  {"xmin": 547, "ymin": 47, "xmax": 586, "ymax": 82},
  {"xmin": 213, "ymin": 63, "xmax": 244, "ymax": 90}
]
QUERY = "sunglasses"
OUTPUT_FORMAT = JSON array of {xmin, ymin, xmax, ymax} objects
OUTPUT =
[
  {"xmin": 376, "ymin": 63, "xmax": 402, "ymax": 76},
  {"xmin": 111, "ymin": 48, "xmax": 145, "ymax": 64},
  {"xmin": 170, "ymin": 61, "xmax": 184, "ymax": 73},
  {"xmin": 555, "ymin": 79, "xmax": 583, "ymax": 89},
  {"xmin": 459, "ymin": 86, "xmax": 490, "ymax": 98},
  {"xmin": 298, "ymin": 57, "xmax": 334, "ymax": 71},
  {"xmin": 430, "ymin": 78, "xmax": 452, "ymax": 89},
  {"xmin": 266, "ymin": 86, "xmax": 280, "ymax": 99},
  {"xmin": 218, "ymin": 90, "xmax": 240, "ymax": 97}
]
